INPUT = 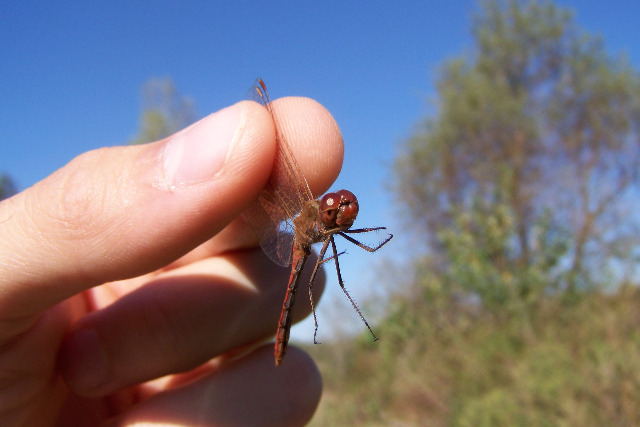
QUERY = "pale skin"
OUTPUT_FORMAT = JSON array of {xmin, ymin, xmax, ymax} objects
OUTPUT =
[{"xmin": 0, "ymin": 96, "xmax": 343, "ymax": 425}]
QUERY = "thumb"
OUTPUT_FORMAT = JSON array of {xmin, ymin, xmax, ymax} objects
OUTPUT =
[{"xmin": 0, "ymin": 100, "xmax": 274, "ymax": 318}]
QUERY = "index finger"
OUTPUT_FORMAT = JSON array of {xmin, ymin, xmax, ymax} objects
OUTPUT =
[{"xmin": 171, "ymin": 96, "xmax": 344, "ymax": 266}]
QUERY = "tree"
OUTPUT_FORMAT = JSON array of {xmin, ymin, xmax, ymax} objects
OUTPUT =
[
  {"xmin": 0, "ymin": 173, "xmax": 17, "ymax": 201},
  {"xmin": 395, "ymin": 0, "xmax": 640, "ymax": 296},
  {"xmin": 129, "ymin": 77, "xmax": 197, "ymax": 145}
]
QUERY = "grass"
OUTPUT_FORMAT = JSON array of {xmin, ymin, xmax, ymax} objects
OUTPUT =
[{"xmin": 307, "ymin": 285, "xmax": 640, "ymax": 426}]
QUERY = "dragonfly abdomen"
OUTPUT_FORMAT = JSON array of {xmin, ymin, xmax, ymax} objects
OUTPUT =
[{"xmin": 274, "ymin": 251, "xmax": 309, "ymax": 366}]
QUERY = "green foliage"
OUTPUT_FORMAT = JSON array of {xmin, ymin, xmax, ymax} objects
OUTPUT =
[
  {"xmin": 310, "ymin": 1, "xmax": 640, "ymax": 425},
  {"xmin": 438, "ymin": 190, "xmax": 568, "ymax": 316},
  {"xmin": 129, "ymin": 77, "xmax": 197, "ymax": 145}
]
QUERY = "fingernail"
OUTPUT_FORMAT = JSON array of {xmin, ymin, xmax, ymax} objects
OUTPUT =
[
  {"xmin": 162, "ymin": 102, "xmax": 244, "ymax": 186},
  {"xmin": 60, "ymin": 327, "xmax": 109, "ymax": 393}
]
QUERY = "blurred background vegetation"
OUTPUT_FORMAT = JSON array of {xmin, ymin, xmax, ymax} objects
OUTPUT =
[
  {"xmin": 308, "ymin": 0, "xmax": 640, "ymax": 425},
  {"xmin": 128, "ymin": 77, "xmax": 197, "ymax": 146},
  {"xmin": 0, "ymin": 174, "xmax": 17, "ymax": 201},
  {"xmin": 2, "ymin": 0, "xmax": 639, "ymax": 425}
]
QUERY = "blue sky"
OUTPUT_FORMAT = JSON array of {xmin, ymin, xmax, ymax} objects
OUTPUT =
[{"xmin": 2, "ymin": 1, "xmax": 640, "ymax": 342}]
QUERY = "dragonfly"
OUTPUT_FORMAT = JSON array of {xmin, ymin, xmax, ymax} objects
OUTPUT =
[{"xmin": 244, "ymin": 79, "xmax": 393, "ymax": 366}]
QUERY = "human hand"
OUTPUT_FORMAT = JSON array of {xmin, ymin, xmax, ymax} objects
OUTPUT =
[{"xmin": 0, "ymin": 96, "xmax": 344, "ymax": 425}]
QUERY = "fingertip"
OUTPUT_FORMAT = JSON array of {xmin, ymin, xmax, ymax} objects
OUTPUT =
[
  {"xmin": 275, "ymin": 346, "xmax": 323, "ymax": 412},
  {"xmin": 108, "ymin": 345, "xmax": 322, "ymax": 426},
  {"xmin": 271, "ymin": 96, "xmax": 344, "ymax": 197},
  {"xmin": 59, "ymin": 326, "xmax": 110, "ymax": 397}
]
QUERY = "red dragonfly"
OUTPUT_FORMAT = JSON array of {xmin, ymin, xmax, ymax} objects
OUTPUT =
[{"xmin": 244, "ymin": 79, "xmax": 393, "ymax": 366}]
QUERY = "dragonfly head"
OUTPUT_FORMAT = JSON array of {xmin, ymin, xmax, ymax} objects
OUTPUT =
[{"xmin": 319, "ymin": 189, "xmax": 359, "ymax": 230}]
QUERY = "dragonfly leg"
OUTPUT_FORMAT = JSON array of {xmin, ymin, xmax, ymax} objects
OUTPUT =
[
  {"xmin": 339, "ymin": 229, "xmax": 393, "ymax": 252},
  {"xmin": 330, "ymin": 237, "xmax": 379, "ymax": 341},
  {"xmin": 309, "ymin": 239, "xmax": 331, "ymax": 344},
  {"xmin": 319, "ymin": 249, "xmax": 346, "ymax": 264}
]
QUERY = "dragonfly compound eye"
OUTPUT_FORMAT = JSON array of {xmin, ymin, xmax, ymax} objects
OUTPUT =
[
  {"xmin": 336, "ymin": 189, "xmax": 359, "ymax": 227},
  {"xmin": 337, "ymin": 189, "xmax": 357, "ymax": 204},
  {"xmin": 320, "ymin": 192, "xmax": 340, "ymax": 227}
]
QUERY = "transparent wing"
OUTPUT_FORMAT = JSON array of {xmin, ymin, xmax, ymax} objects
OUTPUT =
[{"xmin": 242, "ymin": 78, "xmax": 314, "ymax": 266}]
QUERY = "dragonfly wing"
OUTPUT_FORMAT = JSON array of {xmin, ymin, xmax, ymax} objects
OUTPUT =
[{"xmin": 243, "ymin": 78, "xmax": 314, "ymax": 267}]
